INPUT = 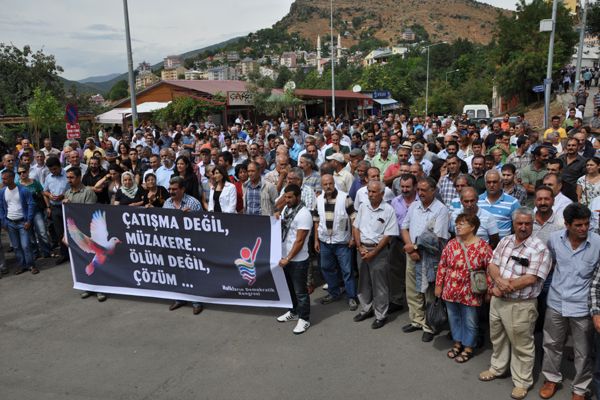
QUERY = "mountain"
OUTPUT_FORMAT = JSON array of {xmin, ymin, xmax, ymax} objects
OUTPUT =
[
  {"xmin": 59, "ymin": 77, "xmax": 101, "ymax": 95},
  {"xmin": 78, "ymin": 73, "xmax": 122, "ymax": 84},
  {"xmin": 59, "ymin": 37, "xmax": 243, "ymax": 96},
  {"xmin": 280, "ymin": 0, "xmax": 511, "ymax": 46}
]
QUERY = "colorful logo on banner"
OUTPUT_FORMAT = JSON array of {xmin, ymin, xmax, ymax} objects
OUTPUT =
[
  {"xmin": 234, "ymin": 237, "xmax": 261, "ymax": 286},
  {"xmin": 67, "ymin": 210, "xmax": 122, "ymax": 276}
]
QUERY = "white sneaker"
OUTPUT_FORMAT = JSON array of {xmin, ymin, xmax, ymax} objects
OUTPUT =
[
  {"xmin": 322, "ymin": 283, "xmax": 328, "ymax": 290},
  {"xmin": 293, "ymin": 319, "xmax": 310, "ymax": 334},
  {"xmin": 276, "ymin": 311, "xmax": 298, "ymax": 323}
]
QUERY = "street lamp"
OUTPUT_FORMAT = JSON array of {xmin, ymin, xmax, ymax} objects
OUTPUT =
[
  {"xmin": 425, "ymin": 41, "xmax": 446, "ymax": 116},
  {"xmin": 330, "ymin": 0, "xmax": 336, "ymax": 119},
  {"xmin": 445, "ymin": 69, "xmax": 460, "ymax": 83},
  {"xmin": 122, "ymin": 0, "xmax": 137, "ymax": 127}
]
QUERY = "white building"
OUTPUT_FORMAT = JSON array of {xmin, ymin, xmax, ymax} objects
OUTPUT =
[{"xmin": 207, "ymin": 66, "xmax": 237, "ymax": 81}]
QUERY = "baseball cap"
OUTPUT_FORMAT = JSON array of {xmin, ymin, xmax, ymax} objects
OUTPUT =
[{"xmin": 326, "ymin": 153, "xmax": 345, "ymax": 163}]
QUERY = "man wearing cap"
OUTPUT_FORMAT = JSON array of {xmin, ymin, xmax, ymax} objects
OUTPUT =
[
  {"xmin": 327, "ymin": 153, "xmax": 353, "ymax": 193},
  {"xmin": 345, "ymin": 148, "xmax": 365, "ymax": 176}
]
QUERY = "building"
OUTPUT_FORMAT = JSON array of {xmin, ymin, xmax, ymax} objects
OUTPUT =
[
  {"xmin": 184, "ymin": 70, "xmax": 208, "ymax": 80},
  {"xmin": 108, "ymin": 80, "xmax": 251, "ymax": 126},
  {"xmin": 135, "ymin": 70, "xmax": 160, "ymax": 90},
  {"xmin": 164, "ymin": 55, "xmax": 183, "ymax": 69},
  {"xmin": 161, "ymin": 66, "xmax": 187, "ymax": 81},
  {"xmin": 363, "ymin": 46, "xmax": 409, "ymax": 66},
  {"xmin": 280, "ymin": 52, "xmax": 297, "ymax": 68},
  {"xmin": 239, "ymin": 57, "xmax": 258, "ymax": 77},
  {"xmin": 259, "ymin": 66, "xmax": 278, "ymax": 81},
  {"xmin": 89, "ymin": 94, "xmax": 105, "ymax": 105},
  {"xmin": 226, "ymin": 51, "xmax": 240, "ymax": 63},
  {"xmin": 291, "ymin": 89, "xmax": 371, "ymax": 118},
  {"xmin": 207, "ymin": 66, "xmax": 237, "ymax": 81},
  {"xmin": 402, "ymin": 29, "xmax": 416, "ymax": 41},
  {"xmin": 138, "ymin": 61, "xmax": 152, "ymax": 72}
]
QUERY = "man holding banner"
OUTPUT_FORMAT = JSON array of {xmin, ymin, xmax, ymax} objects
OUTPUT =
[
  {"xmin": 163, "ymin": 176, "xmax": 204, "ymax": 315},
  {"xmin": 277, "ymin": 184, "xmax": 313, "ymax": 335}
]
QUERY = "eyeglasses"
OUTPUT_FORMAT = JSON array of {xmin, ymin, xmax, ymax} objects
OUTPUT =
[
  {"xmin": 18, "ymin": 171, "xmax": 27, "ymax": 174},
  {"xmin": 510, "ymin": 256, "xmax": 530, "ymax": 267}
]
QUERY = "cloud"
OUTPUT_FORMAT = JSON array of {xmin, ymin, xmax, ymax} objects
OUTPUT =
[{"xmin": 86, "ymin": 24, "xmax": 120, "ymax": 32}]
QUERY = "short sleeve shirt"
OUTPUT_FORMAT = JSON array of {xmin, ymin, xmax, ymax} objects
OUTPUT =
[{"xmin": 282, "ymin": 206, "xmax": 312, "ymax": 262}]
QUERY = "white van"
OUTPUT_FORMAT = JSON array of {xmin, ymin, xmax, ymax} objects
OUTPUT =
[{"xmin": 463, "ymin": 104, "xmax": 490, "ymax": 122}]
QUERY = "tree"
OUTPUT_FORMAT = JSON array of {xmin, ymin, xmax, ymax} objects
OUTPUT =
[
  {"xmin": 27, "ymin": 87, "xmax": 63, "ymax": 147},
  {"xmin": 153, "ymin": 97, "xmax": 224, "ymax": 125},
  {"xmin": 107, "ymin": 80, "xmax": 129, "ymax": 101},
  {"xmin": 492, "ymin": 0, "xmax": 577, "ymax": 103},
  {"xmin": 587, "ymin": 1, "xmax": 600, "ymax": 37},
  {"xmin": 0, "ymin": 43, "xmax": 64, "ymax": 115}
]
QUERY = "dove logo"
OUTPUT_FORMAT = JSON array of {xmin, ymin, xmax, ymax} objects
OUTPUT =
[
  {"xmin": 67, "ymin": 210, "xmax": 122, "ymax": 276},
  {"xmin": 233, "ymin": 237, "xmax": 261, "ymax": 286}
]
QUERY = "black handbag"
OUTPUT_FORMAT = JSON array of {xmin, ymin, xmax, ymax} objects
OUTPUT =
[{"xmin": 426, "ymin": 297, "xmax": 448, "ymax": 334}]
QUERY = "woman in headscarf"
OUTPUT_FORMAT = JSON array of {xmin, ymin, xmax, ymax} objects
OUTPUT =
[{"xmin": 114, "ymin": 171, "xmax": 145, "ymax": 206}]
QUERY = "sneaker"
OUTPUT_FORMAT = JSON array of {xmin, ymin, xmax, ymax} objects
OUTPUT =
[
  {"xmin": 96, "ymin": 293, "xmax": 107, "ymax": 302},
  {"xmin": 322, "ymin": 283, "xmax": 328, "ymax": 290},
  {"xmin": 276, "ymin": 311, "xmax": 299, "ymax": 323},
  {"xmin": 292, "ymin": 318, "xmax": 310, "ymax": 334},
  {"xmin": 80, "ymin": 291, "xmax": 92, "ymax": 299},
  {"xmin": 348, "ymin": 298, "xmax": 358, "ymax": 311}
]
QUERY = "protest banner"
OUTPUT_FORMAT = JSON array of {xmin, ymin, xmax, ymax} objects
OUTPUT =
[{"xmin": 64, "ymin": 203, "xmax": 292, "ymax": 308}]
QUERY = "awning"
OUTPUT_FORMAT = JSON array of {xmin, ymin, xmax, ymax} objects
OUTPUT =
[
  {"xmin": 373, "ymin": 98, "xmax": 399, "ymax": 110},
  {"xmin": 95, "ymin": 108, "xmax": 128, "ymax": 124},
  {"xmin": 123, "ymin": 101, "xmax": 171, "ymax": 114}
]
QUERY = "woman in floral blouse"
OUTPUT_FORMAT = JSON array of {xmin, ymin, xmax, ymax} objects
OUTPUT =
[{"xmin": 435, "ymin": 213, "xmax": 493, "ymax": 363}]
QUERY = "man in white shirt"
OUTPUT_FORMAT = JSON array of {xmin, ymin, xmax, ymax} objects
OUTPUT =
[
  {"xmin": 355, "ymin": 167, "xmax": 394, "ymax": 210},
  {"xmin": 540, "ymin": 173, "xmax": 572, "ymax": 218},
  {"xmin": 276, "ymin": 184, "xmax": 313, "ymax": 335},
  {"xmin": 156, "ymin": 148, "xmax": 175, "ymax": 189},
  {"xmin": 0, "ymin": 170, "xmax": 37, "ymax": 274}
]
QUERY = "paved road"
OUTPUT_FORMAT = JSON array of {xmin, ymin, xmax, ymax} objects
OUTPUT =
[{"xmin": 0, "ymin": 259, "xmax": 580, "ymax": 400}]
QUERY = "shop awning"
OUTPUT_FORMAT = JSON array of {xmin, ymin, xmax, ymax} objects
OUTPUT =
[
  {"xmin": 123, "ymin": 101, "xmax": 171, "ymax": 114},
  {"xmin": 373, "ymin": 98, "xmax": 399, "ymax": 110},
  {"xmin": 95, "ymin": 108, "xmax": 128, "ymax": 125}
]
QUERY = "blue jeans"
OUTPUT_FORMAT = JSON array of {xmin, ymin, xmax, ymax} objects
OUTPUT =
[
  {"xmin": 31, "ymin": 211, "xmax": 51, "ymax": 257},
  {"xmin": 319, "ymin": 241, "xmax": 356, "ymax": 299},
  {"xmin": 446, "ymin": 301, "xmax": 479, "ymax": 348},
  {"xmin": 6, "ymin": 219, "xmax": 34, "ymax": 269},
  {"xmin": 284, "ymin": 259, "xmax": 310, "ymax": 321}
]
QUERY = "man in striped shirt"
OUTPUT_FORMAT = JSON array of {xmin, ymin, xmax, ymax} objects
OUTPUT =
[
  {"xmin": 479, "ymin": 207, "xmax": 551, "ymax": 400},
  {"xmin": 478, "ymin": 169, "xmax": 520, "ymax": 238}
]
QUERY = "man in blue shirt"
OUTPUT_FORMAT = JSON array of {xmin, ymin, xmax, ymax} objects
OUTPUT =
[
  {"xmin": 43, "ymin": 156, "xmax": 69, "ymax": 265},
  {"xmin": 478, "ymin": 169, "xmax": 520, "ymax": 238},
  {"xmin": 539, "ymin": 204, "xmax": 600, "ymax": 400}
]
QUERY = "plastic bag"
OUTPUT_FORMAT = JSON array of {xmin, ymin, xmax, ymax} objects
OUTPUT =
[{"xmin": 426, "ymin": 297, "xmax": 448, "ymax": 334}]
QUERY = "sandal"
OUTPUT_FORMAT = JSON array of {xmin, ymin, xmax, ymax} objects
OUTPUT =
[
  {"xmin": 455, "ymin": 349, "xmax": 473, "ymax": 363},
  {"xmin": 478, "ymin": 369, "xmax": 499, "ymax": 381},
  {"xmin": 447, "ymin": 343, "xmax": 463, "ymax": 359}
]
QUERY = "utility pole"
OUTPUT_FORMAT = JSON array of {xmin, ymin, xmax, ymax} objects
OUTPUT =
[
  {"xmin": 574, "ymin": 0, "xmax": 588, "ymax": 92},
  {"xmin": 330, "ymin": 0, "xmax": 336, "ymax": 120},
  {"xmin": 543, "ymin": 0, "xmax": 558, "ymax": 130},
  {"xmin": 122, "ymin": 0, "xmax": 138, "ymax": 127}
]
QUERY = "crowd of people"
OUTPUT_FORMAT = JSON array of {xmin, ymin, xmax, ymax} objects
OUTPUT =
[{"xmin": 1, "ymin": 96, "xmax": 600, "ymax": 398}]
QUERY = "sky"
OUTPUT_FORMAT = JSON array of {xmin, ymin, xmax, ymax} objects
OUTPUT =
[{"xmin": 0, "ymin": 0, "xmax": 519, "ymax": 81}]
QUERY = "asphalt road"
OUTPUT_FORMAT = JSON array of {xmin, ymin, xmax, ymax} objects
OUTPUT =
[{"xmin": 0, "ymin": 257, "xmax": 580, "ymax": 400}]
